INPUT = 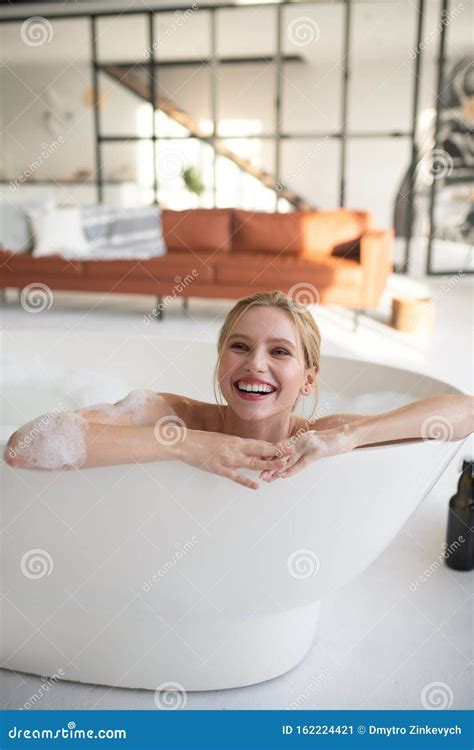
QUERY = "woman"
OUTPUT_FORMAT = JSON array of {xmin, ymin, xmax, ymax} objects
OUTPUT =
[{"xmin": 4, "ymin": 290, "xmax": 473, "ymax": 489}]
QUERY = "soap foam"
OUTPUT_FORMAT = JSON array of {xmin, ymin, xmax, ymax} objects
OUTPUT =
[
  {"xmin": 10, "ymin": 412, "xmax": 89, "ymax": 470},
  {"xmin": 77, "ymin": 389, "xmax": 174, "ymax": 425}
]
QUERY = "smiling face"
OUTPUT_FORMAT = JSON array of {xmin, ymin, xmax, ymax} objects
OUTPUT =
[{"xmin": 217, "ymin": 305, "xmax": 315, "ymax": 420}]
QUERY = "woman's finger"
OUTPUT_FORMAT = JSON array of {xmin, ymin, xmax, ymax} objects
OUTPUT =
[
  {"xmin": 246, "ymin": 442, "xmax": 283, "ymax": 458},
  {"xmin": 269, "ymin": 471, "xmax": 285, "ymax": 482},
  {"xmin": 273, "ymin": 445, "xmax": 295, "ymax": 458},
  {"xmin": 222, "ymin": 468, "xmax": 259, "ymax": 490},
  {"xmin": 262, "ymin": 455, "xmax": 306, "ymax": 480},
  {"xmin": 279, "ymin": 455, "xmax": 313, "ymax": 478},
  {"xmin": 246, "ymin": 442, "xmax": 294, "ymax": 459},
  {"xmin": 246, "ymin": 457, "xmax": 286, "ymax": 471},
  {"xmin": 259, "ymin": 454, "xmax": 294, "ymax": 479}
]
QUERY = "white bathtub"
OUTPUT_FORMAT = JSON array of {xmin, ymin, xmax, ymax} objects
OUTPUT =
[{"xmin": 0, "ymin": 331, "xmax": 467, "ymax": 692}]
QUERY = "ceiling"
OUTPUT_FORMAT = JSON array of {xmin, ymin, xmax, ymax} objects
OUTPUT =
[{"xmin": 0, "ymin": 1, "xmax": 471, "ymax": 64}]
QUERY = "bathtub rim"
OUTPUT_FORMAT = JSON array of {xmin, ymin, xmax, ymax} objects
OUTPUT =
[
  {"xmin": 0, "ymin": 329, "xmax": 468, "ymax": 396},
  {"xmin": 0, "ymin": 327, "xmax": 469, "ymax": 384},
  {"xmin": 0, "ymin": 332, "xmax": 469, "ymax": 452}
]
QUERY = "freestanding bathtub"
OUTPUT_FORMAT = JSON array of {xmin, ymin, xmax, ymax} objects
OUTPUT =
[{"xmin": 0, "ymin": 331, "xmax": 468, "ymax": 692}]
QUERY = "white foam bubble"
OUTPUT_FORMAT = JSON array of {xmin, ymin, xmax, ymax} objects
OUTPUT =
[
  {"xmin": 9, "ymin": 412, "xmax": 89, "ymax": 470},
  {"xmin": 77, "ymin": 389, "xmax": 171, "ymax": 425}
]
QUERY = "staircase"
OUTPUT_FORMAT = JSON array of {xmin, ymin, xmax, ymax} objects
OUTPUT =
[{"xmin": 102, "ymin": 65, "xmax": 314, "ymax": 211}]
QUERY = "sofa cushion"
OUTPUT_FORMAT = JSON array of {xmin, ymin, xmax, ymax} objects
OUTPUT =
[
  {"xmin": 231, "ymin": 209, "xmax": 375, "ymax": 258},
  {"xmin": 0, "ymin": 249, "xmax": 83, "ymax": 276},
  {"xmin": 161, "ymin": 208, "xmax": 232, "ymax": 254},
  {"xmin": 216, "ymin": 253, "xmax": 363, "ymax": 288},
  {"xmin": 83, "ymin": 251, "xmax": 214, "ymax": 282},
  {"xmin": 301, "ymin": 209, "xmax": 374, "ymax": 259},
  {"xmin": 81, "ymin": 204, "xmax": 167, "ymax": 260},
  {"xmin": 231, "ymin": 210, "xmax": 305, "ymax": 255},
  {"xmin": 29, "ymin": 205, "xmax": 90, "ymax": 258},
  {"xmin": 0, "ymin": 195, "xmax": 55, "ymax": 254}
]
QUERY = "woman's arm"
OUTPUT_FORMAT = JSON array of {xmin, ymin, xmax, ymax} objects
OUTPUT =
[
  {"xmin": 3, "ymin": 390, "xmax": 292, "ymax": 487},
  {"xmin": 350, "ymin": 394, "xmax": 473, "ymax": 449},
  {"xmin": 262, "ymin": 394, "xmax": 473, "ymax": 481},
  {"xmin": 4, "ymin": 418, "xmax": 292, "ymax": 488},
  {"xmin": 309, "ymin": 413, "xmax": 369, "ymax": 431},
  {"xmin": 3, "ymin": 390, "xmax": 186, "ymax": 470}
]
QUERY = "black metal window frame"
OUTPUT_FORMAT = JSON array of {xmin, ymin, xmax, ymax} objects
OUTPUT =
[{"xmin": 2, "ymin": 0, "xmax": 469, "ymax": 277}]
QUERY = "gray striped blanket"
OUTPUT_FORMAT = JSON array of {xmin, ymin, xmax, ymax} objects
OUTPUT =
[{"xmin": 80, "ymin": 204, "xmax": 167, "ymax": 259}]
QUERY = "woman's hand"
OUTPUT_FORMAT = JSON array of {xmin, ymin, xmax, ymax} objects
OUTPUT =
[
  {"xmin": 259, "ymin": 425, "xmax": 357, "ymax": 482},
  {"xmin": 179, "ymin": 429, "xmax": 294, "ymax": 490}
]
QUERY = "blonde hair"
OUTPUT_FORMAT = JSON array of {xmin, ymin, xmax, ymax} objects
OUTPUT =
[{"xmin": 213, "ymin": 289, "xmax": 321, "ymax": 424}]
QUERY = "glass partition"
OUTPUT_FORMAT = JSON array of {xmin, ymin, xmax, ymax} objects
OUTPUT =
[
  {"xmin": 282, "ymin": 3, "xmax": 344, "ymax": 134},
  {"xmin": 1, "ymin": 2, "xmax": 470, "ymax": 274},
  {"xmin": 427, "ymin": 1, "xmax": 473, "ymax": 273}
]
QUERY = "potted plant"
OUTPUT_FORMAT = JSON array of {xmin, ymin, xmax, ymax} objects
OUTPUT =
[{"xmin": 181, "ymin": 165, "xmax": 205, "ymax": 205}]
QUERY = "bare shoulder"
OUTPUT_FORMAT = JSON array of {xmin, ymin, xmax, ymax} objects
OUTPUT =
[
  {"xmin": 290, "ymin": 412, "xmax": 368, "ymax": 436},
  {"xmin": 78, "ymin": 390, "xmax": 218, "ymax": 430},
  {"xmin": 160, "ymin": 392, "xmax": 221, "ymax": 432}
]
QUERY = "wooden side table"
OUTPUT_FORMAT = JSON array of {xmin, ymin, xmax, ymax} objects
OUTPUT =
[{"xmin": 391, "ymin": 296, "xmax": 435, "ymax": 334}]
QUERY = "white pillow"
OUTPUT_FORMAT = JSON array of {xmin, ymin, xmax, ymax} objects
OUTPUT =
[
  {"xmin": 29, "ymin": 205, "xmax": 89, "ymax": 258},
  {"xmin": 0, "ymin": 195, "xmax": 55, "ymax": 253}
]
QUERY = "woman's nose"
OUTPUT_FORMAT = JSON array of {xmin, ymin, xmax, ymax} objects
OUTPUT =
[{"xmin": 244, "ymin": 348, "xmax": 268, "ymax": 372}]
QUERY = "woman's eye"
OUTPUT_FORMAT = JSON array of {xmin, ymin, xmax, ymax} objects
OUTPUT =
[{"xmin": 230, "ymin": 343, "xmax": 289, "ymax": 356}]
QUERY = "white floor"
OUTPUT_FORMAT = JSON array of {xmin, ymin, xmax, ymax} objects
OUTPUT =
[{"xmin": 0, "ymin": 272, "xmax": 473, "ymax": 710}]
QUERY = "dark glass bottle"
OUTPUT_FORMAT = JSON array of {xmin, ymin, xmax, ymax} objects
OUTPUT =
[{"xmin": 445, "ymin": 459, "xmax": 474, "ymax": 571}]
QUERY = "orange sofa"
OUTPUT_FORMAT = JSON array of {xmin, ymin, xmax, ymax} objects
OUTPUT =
[{"xmin": 0, "ymin": 207, "xmax": 393, "ymax": 317}]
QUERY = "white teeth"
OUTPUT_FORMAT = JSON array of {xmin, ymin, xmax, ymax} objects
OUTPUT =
[{"xmin": 236, "ymin": 381, "xmax": 275, "ymax": 394}]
